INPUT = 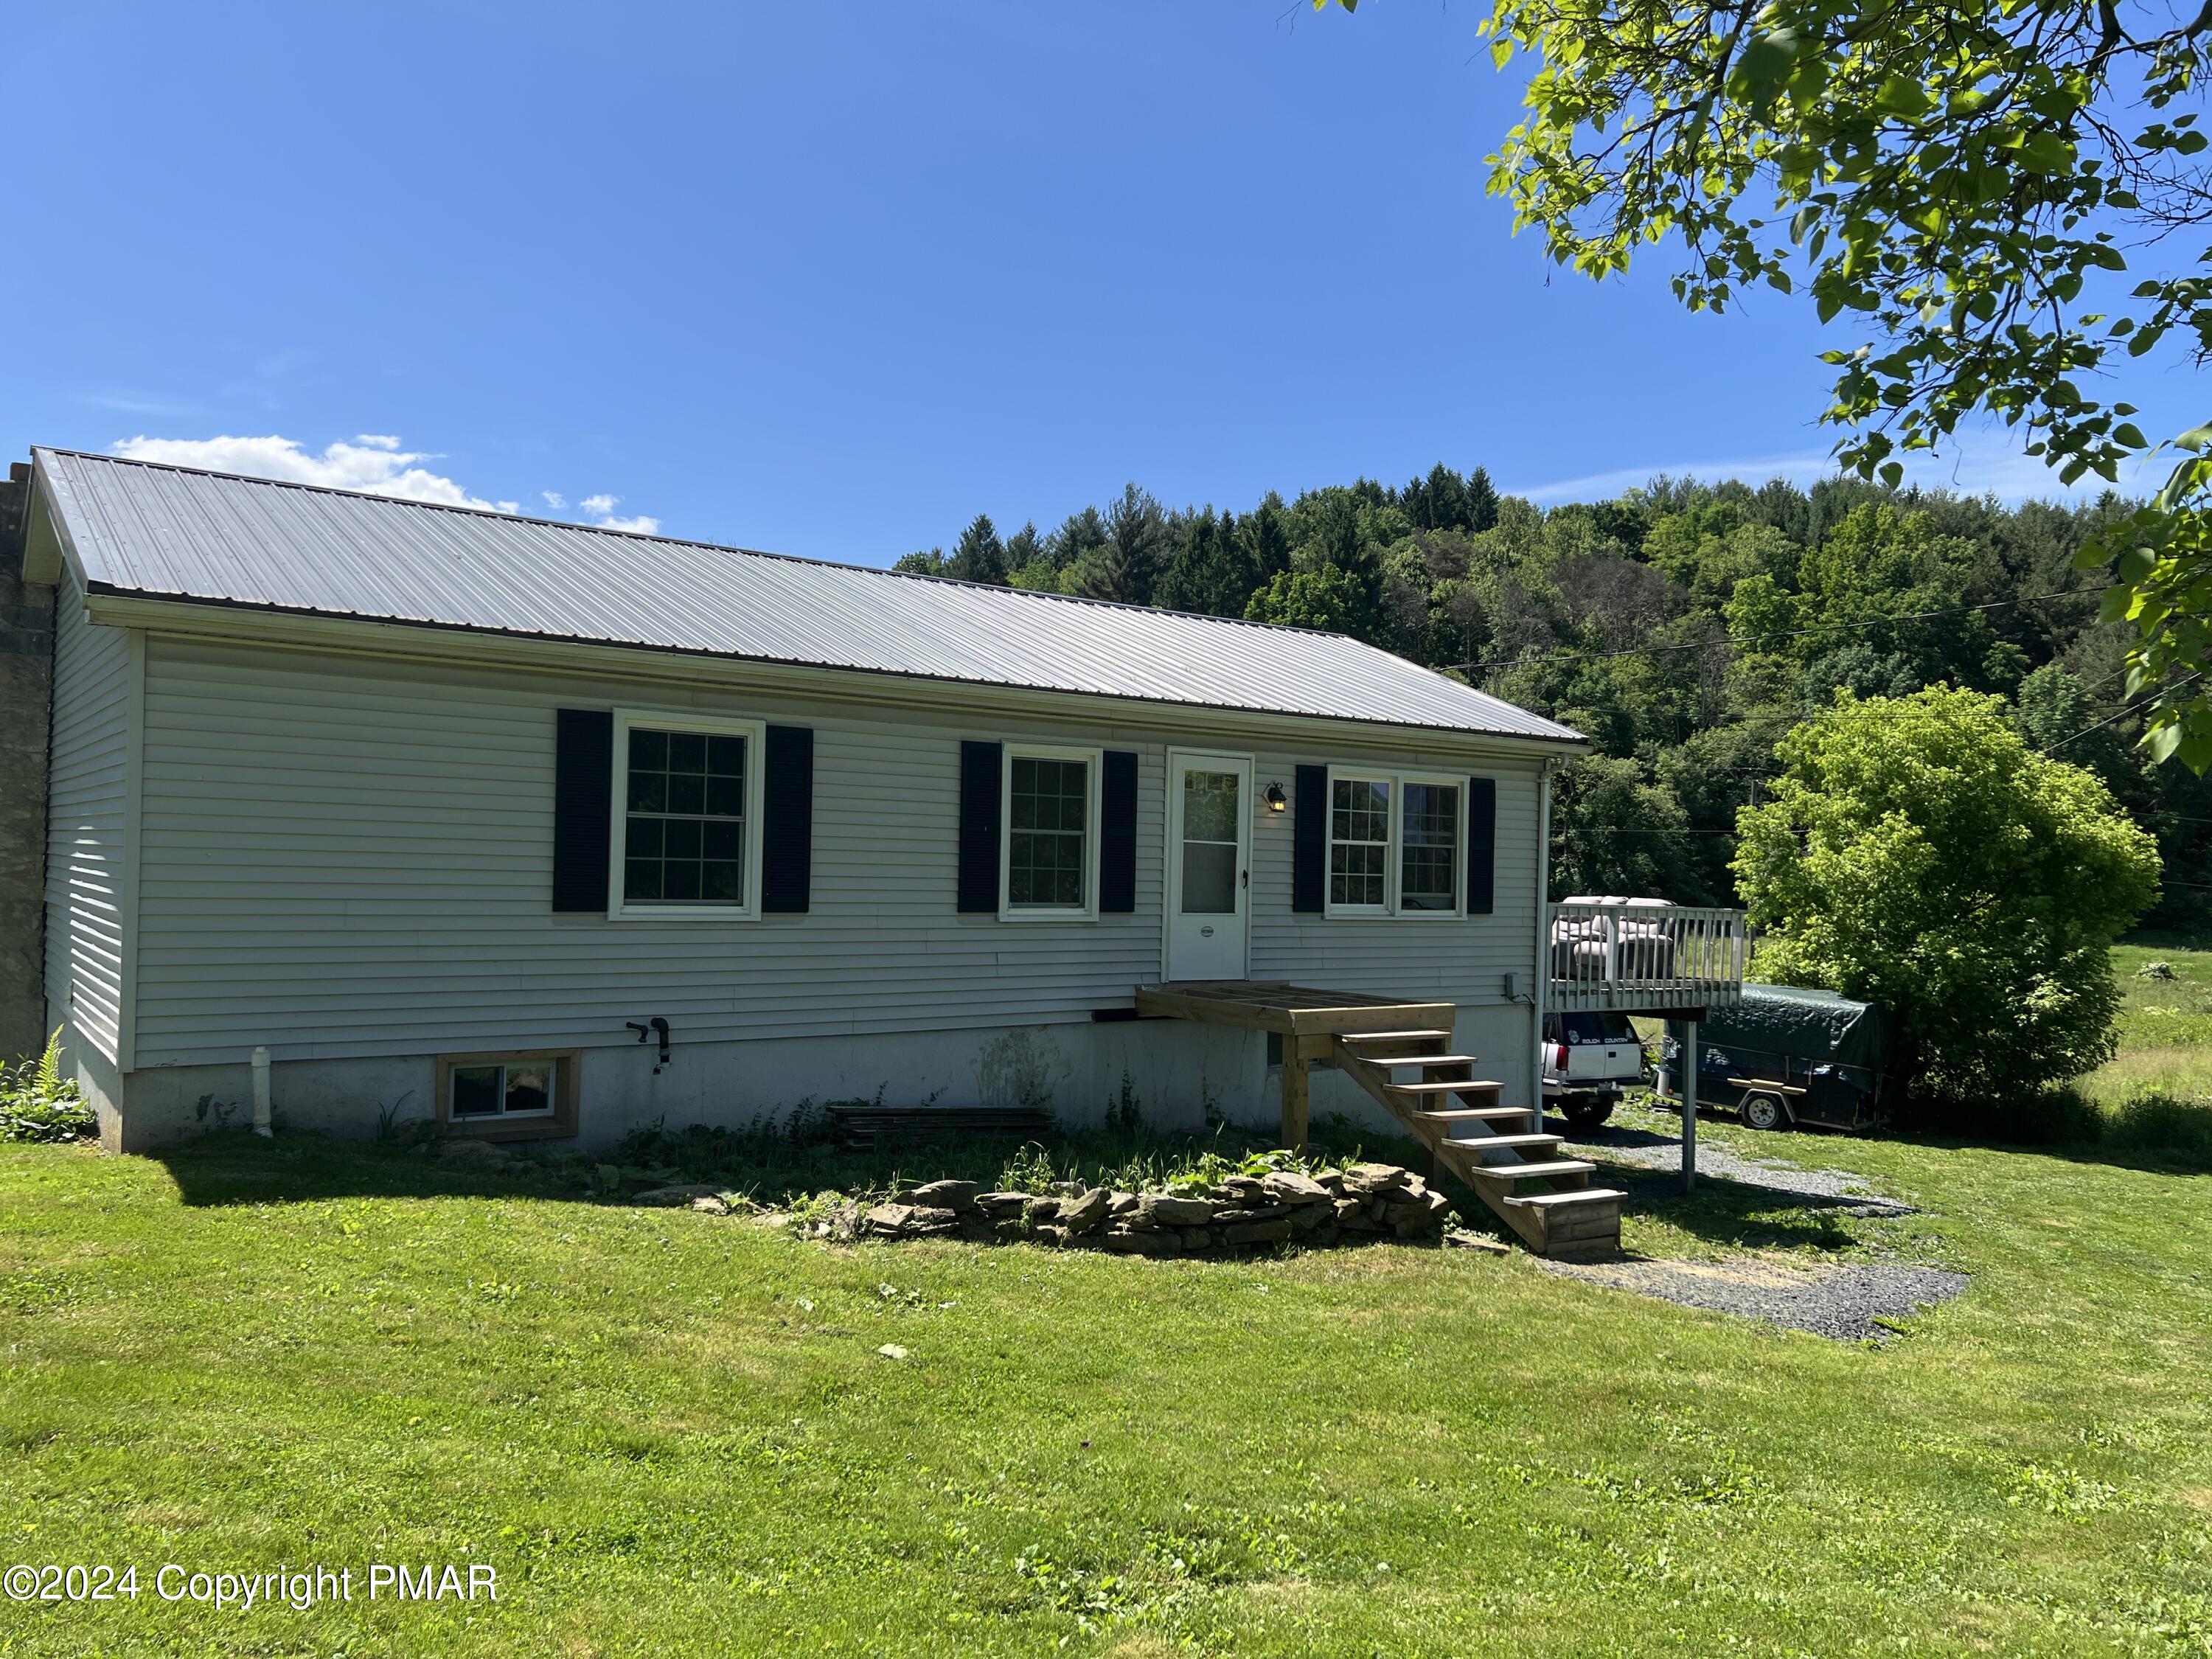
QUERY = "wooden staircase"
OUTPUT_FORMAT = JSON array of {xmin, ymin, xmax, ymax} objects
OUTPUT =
[{"xmin": 1332, "ymin": 1029, "xmax": 1623, "ymax": 1260}]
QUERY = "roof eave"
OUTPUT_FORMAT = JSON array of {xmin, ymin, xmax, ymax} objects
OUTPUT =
[{"xmin": 81, "ymin": 585, "xmax": 1592, "ymax": 755}]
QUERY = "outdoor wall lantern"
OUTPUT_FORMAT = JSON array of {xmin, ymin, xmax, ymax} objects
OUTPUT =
[{"xmin": 1263, "ymin": 782, "xmax": 1287, "ymax": 814}]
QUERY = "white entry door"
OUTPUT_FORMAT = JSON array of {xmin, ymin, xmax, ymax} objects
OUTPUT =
[{"xmin": 1166, "ymin": 751, "xmax": 1252, "ymax": 981}]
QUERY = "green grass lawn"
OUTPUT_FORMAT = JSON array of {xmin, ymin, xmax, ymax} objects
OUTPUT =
[
  {"xmin": 2088, "ymin": 941, "xmax": 2212, "ymax": 1106},
  {"xmin": 4, "ymin": 962, "xmax": 2212, "ymax": 1657}
]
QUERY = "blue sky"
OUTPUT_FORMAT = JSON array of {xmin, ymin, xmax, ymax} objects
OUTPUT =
[{"xmin": 1, "ymin": 2, "xmax": 2192, "ymax": 564}]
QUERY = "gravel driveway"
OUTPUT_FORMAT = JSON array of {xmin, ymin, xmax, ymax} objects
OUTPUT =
[
  {"xmin": 1531, "ymin": 1116, "xmax": 1967, "ymax": 1338},
  {"xmin": 1534, "ymin": 1252, "xmax": 1968, "ymax": 1340}
]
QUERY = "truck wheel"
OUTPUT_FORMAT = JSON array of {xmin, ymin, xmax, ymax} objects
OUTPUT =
[
  {"xmin": 1562, "ymin": 1097, "xmax": 1614, "ymax": 1132},
  {"xmin": 1741, "ymin": 1092, "xmax": 1788, "ymax": 1131}
]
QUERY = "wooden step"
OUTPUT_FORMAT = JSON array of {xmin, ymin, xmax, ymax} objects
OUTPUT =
[
  {"xmin": 1383, "ymin": 1079, "xmax": 1506, "ymax": 1098},
  {"xmin": 1359, "ymin": 1054, "xmax": 1480, "ymax": 1071},
  {"xmin": 1508, "ymin": 1187, "xmax": 1624, "ymax": 1259},
  {"xmin": 1466, "ymin": 1159, "xmax": 1597, "ymax": 1183},
  {"xmin": 1439, "ymin": 1133, "xmax": 1563, "ymax": 1155},
  {"xmin": 1503, "ymin": 1187, "xmax": 1624, "ymax": 1209},
  {"xmin": 1338, "ymin": 1029, "xmax": 1454, "ymax": 1046},
  {"xmin": 1412, "ymin": 1106, "xmax": 1527, "ymax": 1124}
]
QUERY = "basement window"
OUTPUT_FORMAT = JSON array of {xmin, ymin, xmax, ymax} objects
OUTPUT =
[{"xmin": 437, "ymin": 1051, "xmax": 580, "ymax": 1139}]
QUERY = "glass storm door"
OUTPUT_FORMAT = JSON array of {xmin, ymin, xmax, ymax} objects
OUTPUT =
[{"xmin": 1166, "ymin": 753, "xmax": 1252, "ymax": 982}]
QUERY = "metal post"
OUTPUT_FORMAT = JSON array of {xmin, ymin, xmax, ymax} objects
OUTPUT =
[
  {"xmin": 1680, "ymin": 1017, "xmax": 1698, "ymax": 1194},
  {"xmin": 1530, "ymin": 760, "xmax": 1555, "ymax": 1135}
]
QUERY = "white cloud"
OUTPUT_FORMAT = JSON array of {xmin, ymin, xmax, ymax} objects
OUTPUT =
[
  {"xmin": 109, "ymin": 433, "xmax": 520, "ymax": 514},
  {"xmin": 1509, "ymin": 426, "xmax": 2163, "ymax": 508},
  {"xmin": 1513, "ymin": 453, "xmax": 1834, "ymax": 504},
  {"xmin": 574, "ymin": 493, "xmax": 658, "ymax": 535},
  {"xmin": 108, "ymin": 431, "xmax": 667, "ymax": 537}
]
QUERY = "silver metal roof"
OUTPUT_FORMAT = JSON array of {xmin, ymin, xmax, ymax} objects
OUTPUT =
[{"xmin": 34, "ymin": 447, "xmax": 1583, "ymax": 743}]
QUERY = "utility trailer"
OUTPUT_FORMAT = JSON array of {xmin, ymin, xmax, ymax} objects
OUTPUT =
[{"xmin": 1657, "ymin": 983, "xmax": 1896, "ymax": 1132}]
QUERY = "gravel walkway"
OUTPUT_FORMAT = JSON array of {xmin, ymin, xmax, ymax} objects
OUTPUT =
[
  {"xmin": 1558, "ymin": 1122, "xmax": 1919, "ymax": 1215},
  {"xmin": 1534, "ymin": 1253, "xmax": 1969, "ymax": 1341}
]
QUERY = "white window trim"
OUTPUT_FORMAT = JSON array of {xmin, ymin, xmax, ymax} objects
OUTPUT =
[
  {"xmin": 999, "ymin": 742, "xmax": 1104, "ymax": 922},
  {"xmin": 607, "ymin": 707, "xmax": 767, "ymax": 921},
  {"xmin": 448, "ymin": 1059, "xmax": 557, "ymax": 1120},
  {"xmin": 1324, "ymin": 768, "xmax": 1394, "ymax": 918},
  {"xmin": 1324, "ymin": 765, "xmax": 1469, "ymax": 921}
]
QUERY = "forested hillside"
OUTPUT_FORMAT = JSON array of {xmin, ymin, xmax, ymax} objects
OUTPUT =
[{"xmin": 899, "ymin": 467, "xmax": 2211, "ymax": 931}]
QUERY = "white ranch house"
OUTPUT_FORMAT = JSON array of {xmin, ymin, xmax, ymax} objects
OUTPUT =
[{"xmin": 1, "ymin": 451, "xmax": 1742, "ymax": 1254}]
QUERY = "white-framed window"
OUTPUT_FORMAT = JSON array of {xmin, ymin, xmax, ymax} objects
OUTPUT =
[
  {"xmin": 608, "ymin": 709, "xmax": 765, "ymax": 920},
  {"xmin": 1326, "ymin": 767, "xmax": 1465, "ymax": 919},
  {"xmin": 1001, "ymin": 742, "xmax": 1102, "ymax": 921},
  {"xmin": 436, "ymin": 1050, "xmax": 580, "ymax": 1140},
  {"xmin": 1329, "ymin": 773, "xmax": 1393, "ymax": 913}
]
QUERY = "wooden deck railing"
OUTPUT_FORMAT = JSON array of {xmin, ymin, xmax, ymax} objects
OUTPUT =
[{"xmin": 1546, "ymin": 901, "xmax": 1747, "ymax": 1014}]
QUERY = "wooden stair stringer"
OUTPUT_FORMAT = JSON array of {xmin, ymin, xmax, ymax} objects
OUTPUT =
[{"xmin": 1332, "ymin": 1032, "xmax": 1621, "ymax": 1258}]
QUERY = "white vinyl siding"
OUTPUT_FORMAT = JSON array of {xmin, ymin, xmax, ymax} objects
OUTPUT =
[
  {"xmin": 130, "ymin": 636, "xmax": 1547, "ymax": 1067},
  {"xmin": 1251, "ymin": 756, "xmax": 1536, "ymax": 998},
  {"xmin": 44, "ymin": 572, "xmax": 134, "ymax": 1062}
]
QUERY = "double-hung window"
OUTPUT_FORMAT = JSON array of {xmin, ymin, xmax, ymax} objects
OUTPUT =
[
  {"xmin": 1326, "ymin": 768, "xmax": 1465, "ymax": 918},
  {"xmin": 1001, "ymin": 744, "xmax": 1102, "ymax": 919},
  {"xmin": 608, "ymin": 709, "xmax": 765, "ymax": 919}
]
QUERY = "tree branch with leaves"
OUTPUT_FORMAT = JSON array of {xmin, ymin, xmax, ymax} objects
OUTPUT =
[{"xmin": 1322, "ymin": 0, "xmax": 2212, "ymax": 767}]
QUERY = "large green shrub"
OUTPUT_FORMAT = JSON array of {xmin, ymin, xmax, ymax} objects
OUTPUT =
[{"xmin": 1734, "ymin": 688, "xmax": 2162, "ymax": 1105}]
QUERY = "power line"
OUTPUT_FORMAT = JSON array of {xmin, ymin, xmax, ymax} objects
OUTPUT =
[
  {"xmin": 1454, "ymin": 585, "xmax": 2112, "ymax": 677},
  {"xmin": 2038, "ymin": 671, "xmax": 2207, "ymax": 756}
]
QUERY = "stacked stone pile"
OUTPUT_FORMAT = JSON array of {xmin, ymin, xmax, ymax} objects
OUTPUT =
[{"xmin": 846, "ymin": 1163, "xmax": 1454, "ymax": 1255}]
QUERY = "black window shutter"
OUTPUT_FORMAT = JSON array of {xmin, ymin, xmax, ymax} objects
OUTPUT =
[
  {"xmin": 761, "ymin": 725, "xmax": 814, "ymax": 914},
  {"xmin": 553, "ymin": 709, "xmax": 613, "ymax": 912},
  {"xmin": 1467, "ymin": 775, "xmax": 1497, "ymax": 915},
  {"xmin": 1099, "ymin": 750, "xmax": 1138, "ymax": 913},
  {"xmin": 1293, "ymin": 763, "xmax": 1326, "ymax": 914},
  {"xmin": 957, "ymin": 740, "xmax": 1003, "ymax": 913}
]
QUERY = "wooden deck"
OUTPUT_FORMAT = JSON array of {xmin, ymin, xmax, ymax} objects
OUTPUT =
[
  {"xmin": 1133, "ymin": 981, "xmax": 1455, "ymax": 1037},
  {"xmin": 1134, "ymin": 982, "xmax": 1455, "ymax": 1150}
]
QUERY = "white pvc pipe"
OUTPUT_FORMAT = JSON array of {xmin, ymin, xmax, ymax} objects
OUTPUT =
[{"xmin": 251, "ymin": 1046, "xmax": 273, "ymax": 1138}]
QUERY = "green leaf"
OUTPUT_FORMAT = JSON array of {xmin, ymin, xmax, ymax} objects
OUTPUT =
[
  {"xmin": 2014, "ymin": 131, "xmax": 2074, "ymax": 174},
  {"xmin": 2114, "ymin": 424, "xmax": 2148, "ymax": 449},
  {"xmin": 1873, "ymin": 74, "xmax": 1933, "ymax": 121}
]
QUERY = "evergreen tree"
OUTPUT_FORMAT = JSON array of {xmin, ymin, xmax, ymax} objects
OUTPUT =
[
  {"xmin": 1155, "ymin": 508, "xmax": 1257, "ymax": 619},
  {"xmin": 1003, "ymin": 521, "xmax": 1043, "ymax": 570},
  {"xmin": 1072, "ymin": 484, "xmax": 1170, "ymax": 605},
  {"xmin": 1046, "ymin": 505, "xmax": 1107, "ymax": 572},
  {"xmin": 946, "ymin": 513, "xmax": 1007, "ymax": 585},
  {"xmin": 892, "ymin": 549, "xmax": 945, "ymax": 576},
  {"xmin": 1402, "ymin": 463, "xmax": 1470, "ymax": 532},
  {"xmin": 1237, "ymin": 497, "xmax": 1292, "ymax": 589},
  {"xmin": 1464, "ymin": 466, "xmax": 1500, "ymax": 535}
]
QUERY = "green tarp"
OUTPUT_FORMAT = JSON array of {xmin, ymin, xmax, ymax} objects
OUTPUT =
[{"xmin": 1697, "ymin": 983, "xmax": 1893, "ymax": 1074}]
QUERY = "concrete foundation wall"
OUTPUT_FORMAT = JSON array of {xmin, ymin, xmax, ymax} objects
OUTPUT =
[
  {"xmin": 0, "ymin": 464, "xmax": 52, "ymax": 1061},
  {"xmin": 98, "ymin": 1001, "xmax": 1533, "ymax": 1154}
]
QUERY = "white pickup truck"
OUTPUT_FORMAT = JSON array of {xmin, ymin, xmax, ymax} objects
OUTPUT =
[{"xmin": 1541, "ymin": 1011, "xmax": 1646, "ymax": 1130}]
